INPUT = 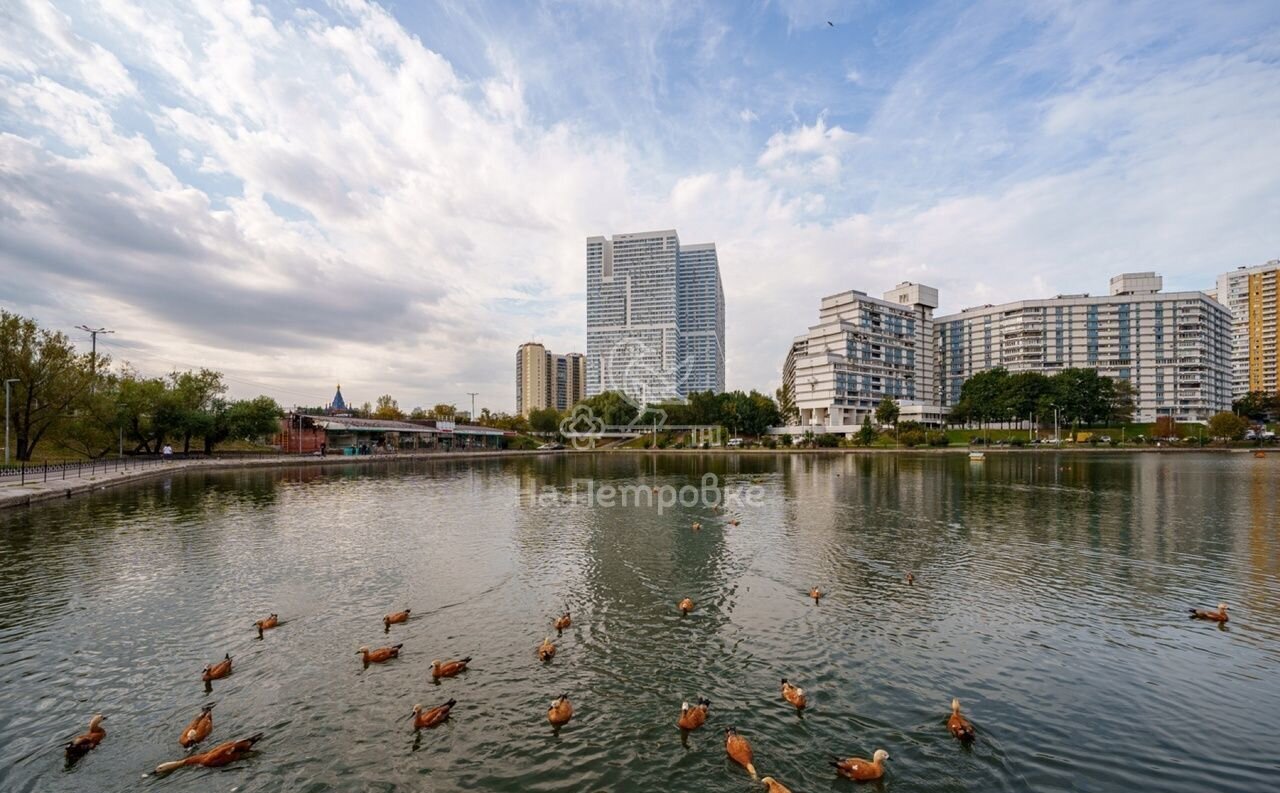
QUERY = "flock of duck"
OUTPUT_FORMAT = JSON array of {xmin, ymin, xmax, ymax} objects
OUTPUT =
[{"xmin": 60, "ymin": 513, "xmax": 1233, "ymax": 789}]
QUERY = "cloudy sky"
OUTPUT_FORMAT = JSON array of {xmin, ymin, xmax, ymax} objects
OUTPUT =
[{"xmin": 2, "ymin": 0, "xmax": 1278, "ymax": 413}]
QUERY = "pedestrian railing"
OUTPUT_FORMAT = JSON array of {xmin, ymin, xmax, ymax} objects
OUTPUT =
[{"xmin": 0, "ymin": 455, "xmax": 191, "ymax": 484}]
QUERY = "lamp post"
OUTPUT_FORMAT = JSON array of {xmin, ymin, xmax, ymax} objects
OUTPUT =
[
  {"xmin": 4, "ymin": 378, "xmax": 18, "ymax": 465},
  {"xmin": 467, "ymin": 392, "xmax": 478, "ymax": 425},
  {"xmin": 75, "ymin": 325, "xmax": 113, "ymax": 394}
]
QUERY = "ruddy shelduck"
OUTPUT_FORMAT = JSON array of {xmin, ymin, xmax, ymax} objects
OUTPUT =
[
  {"xmin": 809, "ymin": 586, "xmax": 822, "ymax": 604},
  {"xmin": 677, "ymin": 697, "xmax": 710, "ymax": 731},
  {"xmin": 724, "ymin": 727, "xmax": 757, "ymax": 778},
  {"xmin": 780, "ymin": 679, "xmax": 807, "ymax": 710},
  {"xmin": 384, "ymin": 608, "xmax": 411, "ymax": 631},
  {"xmin": 154, "ymin": 733, "xmax": 263, "ymax": 774},
  {"xmin": 538, "ymin": 637, "xmax": 556, "ymax": 663},
  {"xmin": 948, "ymin": 698, "xmax": 976, "ymax": 743},
  {"xmin": 679, "ymin": 597, "xmax": 695, "ymax": 615},
  {"xmin": 254, "ymin": 614, "xmax": 278, "ymax": 638},
  {"xmin": 179, "ymin": 703, "xmax": 214, "ymax": 748},
  {"xmin": 357, "ymin": 644, "xmax": 403, "ymax": 664},
  {"xmin": 692, "ymin": 522, "xmax": 702, "ymax": 531},
  {"xmin": 547, "ymin": 693, "xmax": 573, "ymax": 726},
  {"xmin": 905, "ymin": 572, "xmax": 915, "ymax": 586},
  {"xmin": 412, "ymin": 699, "xmax": 455, "ymax": 730},
  {"xmin": 728, "ymin": 518, "xmax": 740, "ymax": 526},
  {"xmin": 431, "ymin": 657, "xmax": 471, "ymax": 679},
  {"xmin": 202, "ymin": 654, "xmax": 232, "ymax": 683},
  {"xmin": 832, "ymin": 749, "xmax": 889, "ymax": 781},
  {"xmin": 761, "ymin": 777, "xmax": 794, "ymax": 793},
  {"xmin": 554, "ymin": 607, "xmax": 571, "ymax": 634},
  {"xmin": 1189, "ymin": 603, "xmax": 1229, "ymax": 623},
  {"xmin": 65, "ymin": 714, "xmax": 105, "ymax": 762}
]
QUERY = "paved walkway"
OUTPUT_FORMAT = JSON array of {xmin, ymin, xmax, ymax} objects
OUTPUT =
[{"xmin": 0, "ymin": 450, "xmax": 546, "ymax": 511}]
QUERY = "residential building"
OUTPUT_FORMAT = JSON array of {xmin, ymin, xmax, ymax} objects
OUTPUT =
[
  {"xmin": 934, "ymin": 272, "xmax": 1232, "ymax": 422},
  {"xmin": 1214, "ymin": 260, "xmax": 1280, "ymax": 398},
  {"xmin": 516, "ymin": 342, "xmax": 586, "ymax": 416},
  {"xmin": 782, "ymin": 282, "xmax": 941, "ymax": 432},
  {"xmin": 586, "ymin": 229, "xmax": 724, "ymax": 404}
]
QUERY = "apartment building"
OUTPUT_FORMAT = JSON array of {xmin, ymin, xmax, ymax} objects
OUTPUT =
[
  {"xmin": 516, "ymin": 342, "xmax": 586, "ymax": 416},
  {"xmin": 1214, "ymin": 260, "xmax": 1280, "ymax": 398}
]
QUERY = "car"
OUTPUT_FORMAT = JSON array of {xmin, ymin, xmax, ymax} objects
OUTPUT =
[
  {"xmin": 1099, "ymin": 435, "xmax": 1112, "ymax": 443},
  {"xmin": 538, "ymin": 442, "xmax": 564, "ymax": 450},
  {"xmin": 726, "ymin": 438, "xmax": 744, "ymax": 447}
]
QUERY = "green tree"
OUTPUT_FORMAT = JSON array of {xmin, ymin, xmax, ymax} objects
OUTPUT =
[
  {"xmin": 0, "ymin": 311, "xmax": 96, "ymax": 461},
  {"xmin": 775, "ymin": 381, "xmax": 797, "ymax": 424},
  {"xmin": 158, "ymin": 369, "xmax": 227, "ymax": 453},
  {"xmin": 528, "ymin": 407, "xmax": 561, "ymax": 434},
  {"xmin": 856, "ymin": 415, "xmax": 876, "ymax": 446},
  {"xmin": 1233, "ymin": 391, "xmax": 1277, "ymax": 421},
  {"xmin": 875, "ymin": 397, "xmax": 900, "ymax": 427},
  {"xmin": 1208, "ymin": 411, "xmax": 1249, "ymax": 441},
  {"xmin": 202, "ymin": 396, "xmax": 282, "ymax": 454},
  {"xmin": 575, "ymin": 391, "xmax": 639, "ymax": 426},
  {"xmin": 430, "ymin": 403, "xmax": 457, "ymax": 420},
  {"xmin": 1108, "ymin": 378, "xmax": 1137, "ymax": 425}
]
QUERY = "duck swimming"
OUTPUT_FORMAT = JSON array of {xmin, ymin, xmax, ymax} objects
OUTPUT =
[
  {"xmin": 384, "ymin": 608, "xmax": 411, "ymax": 631},
  {"xmin": 154, "ymin": 733, "xmax": 263, "ymax": 775},
  {"xmin": 431, "ymin": 657, "xmax": 471, "ymax": 679},
  {"xmin": 554, "ymin": 607, "xmax": 571, "ymax": 634},
  {"xmin": 831, "ymin": 749, "xmax": 889, "ymax": 781},
  {"xmin": 692, "ymin": 522, "xmax": 702, "ymax": 531},
  {"xmin": 179, "ymin": 704, "xmax": 214, "ymax": 748},
  {"xmin": 679, "ymin": 597, "xmax": 695, "ymax": 615},
  {"xmin": 761, "ymin": 777, "xmax": 794, "ymax": 793},
  {"xmin": 948, "ymin": 698, "xmax": 976, "ymax": 743},
  {"xmin": 412, "ymin": 699, "xmax": 456, "ymax": 730},
  {"xmin": 254, "ymin": 614, "xmax": 278, "ymax": 639},
  {"xmin": 202, "ymin": 654, "xmax": 232, "ymax": 684},
  {"xmin": 357, "ymin": 644, "xmax": 403, "ymax": 664},
  {"xmin": 724, "ymin": 727, "xmax": 757, "ymax": 778},
  {"xmin": 905, "ymin": 572, "xmax": 915, "ymax": 586},
  {"xmin": 1189, "ymin": 603, "xmax": 1229, "ymax": 623},
  {"xmin": 538, "ymin": 637, "xmax": 556, "ymax": 663},
  {"xmin": 65, "ymin": 714, "xmax": 105, "ymax": 763},
  {"xmin": 781, "ymin": 679, "xmax": 807, "ymax": 710},
  {"xmin": 547, "ymin": 693, "xmax": 573, "ymax": 726},
  {"xmin": 809, "ymin": 587, "xmax": 822, "ymax": 604},
  {"xmin": 677, "ymin": 698, "xmax": 710, "ymax": 731}
]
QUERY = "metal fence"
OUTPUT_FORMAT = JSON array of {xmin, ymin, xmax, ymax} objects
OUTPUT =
[{"xmin": 0, "ymin": 455, "xmax": 195, "ymax": 484}]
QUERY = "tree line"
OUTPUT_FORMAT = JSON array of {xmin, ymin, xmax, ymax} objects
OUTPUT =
[
  {"xmin": 947, "ymin": 367, "xmax": 1136, "ymax": 428},
  {"xmin": 1, "ymin": 310, "xmax": 282, "ymax": 461}
]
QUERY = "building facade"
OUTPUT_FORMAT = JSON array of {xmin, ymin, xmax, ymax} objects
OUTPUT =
[
  {"xmin": 935, "ymin": 272, "xmax": 1232, "ymax": 422},
  {"xmin": 1214, "ymin": 260, "xmax": 1280, "ymax": 398},
  {"xmin": 586, "ymin": 230, "xmax": 724, "ymax": 404},
  {"xmin": 516, "ymin": 342, "xmax": 586, "ymax": 416},
  {"xmin": 783, "ymin": 282, "xmax": 940, "ymax": 430}
]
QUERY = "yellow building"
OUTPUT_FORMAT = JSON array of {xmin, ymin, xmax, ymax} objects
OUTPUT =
[
  {"xmin": 1217, "ymin": 260, "xmax": 1280, "ymax": 397},
  {"xmin": 516, "ymin": 342, "xmax": 586, "ymax": 416}
]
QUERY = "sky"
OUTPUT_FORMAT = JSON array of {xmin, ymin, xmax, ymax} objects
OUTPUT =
[{"xmin": 1, "ymin": 0, "xmax": 1279, "ymax": 413}]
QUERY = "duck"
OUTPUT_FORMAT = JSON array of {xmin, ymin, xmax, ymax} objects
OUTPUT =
[
  {"xmin": 679, "ymin": 597, "xmax": 695, "ymax": 615},
  {"xmin": 255, "ymin": 613, "xmax": 278, "ymax": 638},
  {"xmin": 692, "ymin": 522, "xmax": 702, "ymax": 531},
  {"xmin": 948, "ymin": 698, "xmax": 976, "ymax": 743},
  {"xmin": 412, "ymin": 699, "xmax": 456, "ymax": 730},
  {"xmin": 761, "ymin": 777, "xmax": 794, "ymax": 793},
  {"xmin": 728, "ymin": 518, "xmax": 740, "ymax": 526},
  {"xmin": 179, "ymin": 703, "xmax": 214, "ymax": 748},
  {"xmin": 1188, "ymin": 603, "xmax": 1229, "ymax": 623},
  {"xmin": 154, "ymin": 733, "xmax": 263, "ymax": 775},
  {"xmin": 65, "ymin": 714, "xmax": 106, "ymax": 762},
  {"xmin": 432, "ymin": 657, "xmax": 471, "ymax": 679},
  {"xmin": 357, "ymin": 644, "xmax": 403, "ymax": 664},
  {"xmin": 384, "ymin": 608, "xmax": 411, "ymax": 631},
  {"xmin": 724, "ymin": 727, "xmax": 757, "ymax": 778},
  {"xmin": 780, "ymin": 679, "xmax": 807, "ymax": 710},
  {"xmin": 554, "ymin": 606, "xmax": 572, "ymax": 634},
  {"xmin": 809, "ymin": 586, "xmax": 823, "ymax": 604},
  {"xmin": 905, "ymin": 572, "xmax": 915, "ymax": 586},
  {"xmin": 677, "ymin": 697, "xmax": 710, "ymax": 730},
  {"xmin": 538, "ymin": 637, "xmax": 556, "ymax": 663},
  {"xmin": 831, "ymin": 749, "xmax": 889, "ymax": 781},
  {"xmin": 202, "ymin": 654, "xmax": 232, "ymax": 683},
  {"xmin": 547, "ymin": 693, "xmax": 573, "ymax": 726}
]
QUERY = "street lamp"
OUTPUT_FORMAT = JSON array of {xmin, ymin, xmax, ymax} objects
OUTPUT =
[{"xmin": 4, "ymin": 378, "xmax": 18, "ymax": 465}]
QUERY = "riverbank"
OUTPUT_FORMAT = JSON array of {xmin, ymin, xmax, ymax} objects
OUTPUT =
[
  {"xmin": 0, "ymin": 449, "xmax": 551, "ymax": 511},
  {"xmin": 597, "ymin": 445, "xmax": 1260, "ymax": 454}
]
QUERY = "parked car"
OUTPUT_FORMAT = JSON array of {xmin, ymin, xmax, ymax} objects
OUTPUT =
[
  {"xmin": 726, "ymin": 438, "xmax": 744, "ymax": 447},
  {"xmin": 1099, "ymin": 435, "xmax": 1113, "ymax": 443},
  {"xmin": 538, "ymin": 442, "xmax": 564, "ymax": 450}
]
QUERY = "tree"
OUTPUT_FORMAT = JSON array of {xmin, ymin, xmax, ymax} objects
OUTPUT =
[
  {"xmin": 857, "ymin": 415, "xmax": 876, "ymax": 446},
  {"xmin": 875, "ymin": 398, "xmax": 899, "ymax": 427},
  {"xmin": 430, "ymin": 403, "xmax": 457, "ymax": 421},
  {"xmin": 1108, "ymin": 379, "xmax": 1137, "ymax": 425},
  {"xmin": 202, "ymin": 396, "xmax": 282, "ymax": 454},
  {"xmin": 528, "ymin": 407, "xmax": 561, "ymax": 434},
  {"xmin": 409, "ymin": 407, "xmax": 428, "ymax": 420},
  {"xmin": 373, "ymin": 394, "xmax": 404, "ymax": 420},
  {"xmin": 775, "ymin": 381, "xmax": 797, "ymax": 424},
  {"xmin": 0, "ymin": 310, "xmax": 96, "ymax": 461},
  {"xmin": 160, "ymin": 369, "xmax": 226, "ymax": 452},
  {"xmin": 1208, "ymin": 411, "xmax": 1249, "ymax": 441},
  {"xmin": 575, "ymin": 391, "xmax": 639, "ymax": 426},
  {"xmin": 1233, "ymin": 391, "xmax": 1277, "ymax": 421}
]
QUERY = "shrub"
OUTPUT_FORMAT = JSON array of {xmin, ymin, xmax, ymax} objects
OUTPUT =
[
  {"xmin": 928, "ymin": 431, "xmax": 950, "ymax": 447},
  {"xmin": 899, "ymin": 429, "xmax": 926, "ymax": 447},
  {"xmin": 780, "ymin": 434, "xmax": 793, "ymax": 446},
  {"xmin": 1009, "ymin": 436, "xmax": 1026, "ymax": 447},
  {"xmin": 814, "ymin": 433, "xmax": 841, "ymax": 448}
]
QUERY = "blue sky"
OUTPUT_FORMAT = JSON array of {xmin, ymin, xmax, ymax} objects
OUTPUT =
[{"xmin": 1, "ymin": 0, "xmax": 1278, "ymax": 411}]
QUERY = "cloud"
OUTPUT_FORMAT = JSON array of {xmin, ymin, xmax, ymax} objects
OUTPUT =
[{"xmin": 757, "ymin": 115, "xmax": 861, "ymax": 184}]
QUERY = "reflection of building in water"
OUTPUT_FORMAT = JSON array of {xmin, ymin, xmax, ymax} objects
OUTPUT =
[{"xmin": 1247, "ymin": 465, "xmax": 1279, "ymax": 596}]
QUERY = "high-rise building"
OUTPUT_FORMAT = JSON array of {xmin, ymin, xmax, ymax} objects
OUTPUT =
[
  {"xmin": 516, "ymin": 342, "xmax": 586, "ymax": 416},
  {"xmin": 935, "ymin": 272, "xmax": 1232, "ymax": 422},
  {"xmin": 1214, "ymin": 260, "xmax": 1280, "ymax": 398},
  {"xmin": 785, "ymin": 282, "xmax": 940, "ymax": 429},
  {"xmin": 586, "ymin": 230, "xmax": 724, "ymax": 403}
]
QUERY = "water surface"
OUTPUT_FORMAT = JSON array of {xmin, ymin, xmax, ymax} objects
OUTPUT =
[{"xmin": 1, "ymin": 453, "xmax": 1277, "ymax": 792}]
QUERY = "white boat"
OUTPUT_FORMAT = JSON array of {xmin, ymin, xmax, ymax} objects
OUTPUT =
[{"xmin": 969, "ymin": 451, "xmax": 986, "ymax": 461}]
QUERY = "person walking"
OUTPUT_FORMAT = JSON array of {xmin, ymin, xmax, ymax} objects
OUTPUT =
[{"xmin": 162, "ymin": 444, "xmax": 173, "ymax": 461}]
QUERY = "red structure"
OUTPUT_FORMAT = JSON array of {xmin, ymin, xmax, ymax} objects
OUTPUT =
[{"xmin": 273, "ymin": 414, "xmax": 327, "ymax": 454}]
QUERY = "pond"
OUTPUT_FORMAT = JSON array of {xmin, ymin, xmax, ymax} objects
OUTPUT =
[{"xmin": 1, "ymin": 452, "xmax": 1277, "ymax": 792}]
